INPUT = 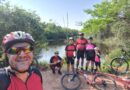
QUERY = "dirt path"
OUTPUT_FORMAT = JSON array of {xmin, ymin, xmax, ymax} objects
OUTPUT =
[
  {"xmin": 41, "ymin": 70, "xmax": 125, "ymax": 90},
  {"xmin": 41, "ymin": 70, "xmax": 95, "ymax": 90}
]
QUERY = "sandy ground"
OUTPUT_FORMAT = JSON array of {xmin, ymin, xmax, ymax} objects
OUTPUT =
[{"xmin": 41, "ymin": 70, "xmax": 126, "ymax": 90}]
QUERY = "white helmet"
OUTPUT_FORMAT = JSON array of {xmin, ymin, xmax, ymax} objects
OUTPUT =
[
  {"xmin": 94, "ymin": 47, "xmax": 99, "ymax": 50},
  {"xmin": 2, "ymin": 31, "xmax": 35, "ymax": 50}
]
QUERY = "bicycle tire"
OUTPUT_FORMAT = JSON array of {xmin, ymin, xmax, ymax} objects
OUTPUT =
[
  {"xmin": 110, "ymin": 58, "xmax": 129, "ymax": 74},
  {"xmin": 61, "ymin": 73, "xmax": 81, "ymax": 90},
  {"xmin": 93, "ymin": 74, "xmax": 117, "ymax": 90}
]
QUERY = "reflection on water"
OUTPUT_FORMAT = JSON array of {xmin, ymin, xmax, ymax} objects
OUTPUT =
[{"xmin": 38, "ymin": 45, "xmax": 66, "ymax": 63}]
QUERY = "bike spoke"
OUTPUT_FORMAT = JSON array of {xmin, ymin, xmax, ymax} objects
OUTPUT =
[
  {"xmin": 61, "ymin": 74, "xmax": 81, "ymax": 90},
  {"xmin": 111, "ymin": 58, "xmax": 129, "ymax": 74}
]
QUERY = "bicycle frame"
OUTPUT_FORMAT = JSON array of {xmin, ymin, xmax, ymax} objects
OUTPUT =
[
  {"xmin": 120, "ymin": 49, "xmax": 130, "ymax": 61},
  {"xmin": 76, "ymin": 70, "xmax": 115, "ymax": 86},
  {"xmin": 104, "ymin": 73, "xmax": 130, "ymax": 89},
  {"xmin": 61, "ymin": 70, "xmax": 117, "ymax": 90},
  {"xmin": 77, "ymin": 70, "xmax": 95, "ymax": 84}
]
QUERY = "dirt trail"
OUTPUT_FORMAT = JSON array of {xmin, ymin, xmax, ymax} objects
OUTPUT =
[
  {"xmin": 41, "ymin": 70, "xmax": 94, "ymax": 90},
  {"xmin": 41, "ymin": 70, "xmax": 125, "ymax": 90}
]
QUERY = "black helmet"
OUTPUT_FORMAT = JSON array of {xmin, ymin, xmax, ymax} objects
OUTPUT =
[
  {"xmin": 54, "ymin": 51, "xmax": 59, "ymax": 54},
  {"xmin": 88, "ymin": 36, "xmax": 93, "ymax": 40},
  {"xmin": 79, "ymin": 32, "xmax": 84, "ymax": 36}
]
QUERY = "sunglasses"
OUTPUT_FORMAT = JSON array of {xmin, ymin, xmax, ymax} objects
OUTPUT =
[{"xmin": 6, "ymin": 46, "xmax": 34, "ymax": 55}]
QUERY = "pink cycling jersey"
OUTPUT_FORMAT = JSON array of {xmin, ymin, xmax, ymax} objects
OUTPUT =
[
  {"xmin": 86, "ymin": 43, "xmax": 95, "ymax": 50},
  {"xmin": 95, "ymin": 55, "xmax": 100, "ymax": 62}
]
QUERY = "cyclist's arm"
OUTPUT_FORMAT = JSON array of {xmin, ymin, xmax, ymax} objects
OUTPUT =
[
  {"xmin": 65, "ymin": 45, "xmax": 68, "ymax": 57},
  {"xmin": 49, "ymin": 56, "xmax": 55, "ymax": 65},
  {"xmin": 58, "ymin": 56, "xmax": 64, "ymax": 66}
]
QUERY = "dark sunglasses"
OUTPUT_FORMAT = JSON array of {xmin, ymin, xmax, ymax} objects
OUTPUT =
[{"xmin": 6, "ymin": 46, "xmax": 34, "ymax": 55}]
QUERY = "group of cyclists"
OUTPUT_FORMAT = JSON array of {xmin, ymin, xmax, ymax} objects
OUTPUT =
[
  {"xmin": 49, "ymin": 32, "xmax": 101, "ymax": 75},
  {"xmin": 0, "ymin": 31, "xmax": 101, "ymax": 90}
]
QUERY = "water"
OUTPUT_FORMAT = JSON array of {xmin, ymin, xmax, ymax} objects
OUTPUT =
[
  {"xmin": 38, "ymin": 44, "xmax": 104, "ymax": 69},
  {"xmin": 38, "ymin": 44, "xmax": 87, "ymax": 68},
  {"xmin": 38, "ymin": 45, "xmax": 66, "ymax": 63}
]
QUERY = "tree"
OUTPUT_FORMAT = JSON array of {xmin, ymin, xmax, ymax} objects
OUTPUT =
[
  {"xmin": 0, "ymin": 3, "xmax": 47, "ymax": 55},
  {"xmin": 82, "ymin": 0, "xmax": 129, "ymax": 35}
]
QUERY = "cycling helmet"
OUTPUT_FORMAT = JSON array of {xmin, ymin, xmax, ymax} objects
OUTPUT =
[
  {"xmin": 88, "ymin": 36, "xmax": 93, "ymax": 40},
  {"xmin": 54, "ymin": 51, "xmax": 59, "ymax": 54},
  {"xmin": 79, "ymin": 32, "xmax": 84, "ymax": 36},
  {"xmin": 2, "ymin": 31, "xmax": 35, "ymax": 50},
  {"xmin": 94, "ymin": 47, "xmax": 99, "ymax": 50},
  {"xmin": 69, "ymin": 37, "xmax": 74, "ymax": 40}
]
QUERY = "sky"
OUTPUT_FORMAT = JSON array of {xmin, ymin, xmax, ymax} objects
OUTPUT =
[{"xmin": 9, "ymin": 0, "xmax": 102, "ymax": 30}]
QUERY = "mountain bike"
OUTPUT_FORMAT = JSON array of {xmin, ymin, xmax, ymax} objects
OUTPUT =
[
  {"xmin": 61, "ymin": 69, "xmax": 117, "ymax": 90},
  {"xmin": 105, "ymin": 72, "xmax": 130, "ymax": 90},
  {"xmin": 110, "ymin": 49, "xmax": 130, "ymax": 75}
]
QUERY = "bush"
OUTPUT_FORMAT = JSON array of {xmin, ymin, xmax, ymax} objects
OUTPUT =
[
  {"xmin": 108, "ymin": 48, "xmax": 122, "ymax": 59},
  {"xmin": 38, "ymin": 61, "xmax": 49, "ymax": 71}
]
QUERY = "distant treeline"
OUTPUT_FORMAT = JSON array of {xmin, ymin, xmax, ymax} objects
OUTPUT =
[{"xmin": 0, "ymin": 3, "xmax": 78, "ymax": 55}]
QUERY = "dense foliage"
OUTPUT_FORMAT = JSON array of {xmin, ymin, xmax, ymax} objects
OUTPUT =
[
  {"xmin": 82, "ymin": 0, "xmax": 130, "ymax": 58},
  {"xmin": 0, "ymin": 3, "xmax": 78, "ymax": 56}
]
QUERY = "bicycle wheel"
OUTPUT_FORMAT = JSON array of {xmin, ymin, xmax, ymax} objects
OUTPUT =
[
  {"xmin": 61, "ymin": 73, "xmax": 81, "ymax": 90},
  {"xmin": 93, "ymin": 74, "xmax": 117, "ymax": 90},
  {"xmin": 110, "ymin": 58, "xmax": 129, "ymax": 74}
]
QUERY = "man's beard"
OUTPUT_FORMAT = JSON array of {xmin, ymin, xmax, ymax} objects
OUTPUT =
[{"xmin": 11, "ymin": 60, "xmax": 32, "ymax": 73}]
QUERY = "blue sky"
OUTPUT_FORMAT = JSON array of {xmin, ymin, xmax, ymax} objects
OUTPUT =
[{"xmin": 9, "ymin": 0, "xmax": 102, "ymax": 30}]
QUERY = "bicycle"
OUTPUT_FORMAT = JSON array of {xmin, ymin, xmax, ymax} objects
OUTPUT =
[
  {"xmin": 110, "ymin": 49, "xmax": 130, "ymax": 75},
  {"xmin": 61, "ymin": 69, "xmax": 117, "ymax": 90}
]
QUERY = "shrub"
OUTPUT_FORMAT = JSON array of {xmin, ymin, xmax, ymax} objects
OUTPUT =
[
  {"xmin": 38, "ymin": 61, "xmax": 49, "ymax": 71},
  {"xmin": 108, "ymin": 48, "xmax": 122, "ymax": 59}
]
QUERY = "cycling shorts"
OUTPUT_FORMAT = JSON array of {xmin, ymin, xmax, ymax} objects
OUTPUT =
[{"xmin": 66, "ymin": 57, "xmax": 74, "ymax": 65}]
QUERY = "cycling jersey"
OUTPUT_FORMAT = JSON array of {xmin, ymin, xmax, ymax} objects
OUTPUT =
[
  {"xmin": 0, "ymin": 67, "xmax": 43, "ymax": 90},
  {"xmin": 86, "ymin": 43, "xmax": 96, "ymax": 61},
  {"xmin": 86, "ymin": 43, "xmax": 96, "ymax": 50},
  {"xmin": 76, "ymin": 38, "xmax": 88, "ymax": 51},
  {"xmin": 50, "ymin": 56, "xmax": 62, "ymax": 63},
  {"xmin": 65, "ymin": 44, "xmax": 76, "ymax": 57},
  {"xmin": 95, "ymin": 50, "xmax": 101, "ymax": 62},
  {"xmin": 95, "ymin": 55, "xmax": 100, "ymax": 62}
]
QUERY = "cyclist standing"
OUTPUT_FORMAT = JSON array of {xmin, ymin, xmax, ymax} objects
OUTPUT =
[
  {"xmin": 85, "ymin": 37, "xmax": 96, "ymax": 72},
  {"xmin": 76, "ymin": 33, "xmax": 88, "ymax": 70},
  {"xmin": 65, "ymin": 37, "xmax": 76, "ymax": 73},
  {"xmin": 50, "ymin": 51, "xmax": 63, "ymax": 75},
  {"xmin": 94, "ymin": 47, "xmax": 101, "ymax": 71},
  {"xmin": 0, "ymin": 31, "xmax": 43, "ymax": 90}
]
